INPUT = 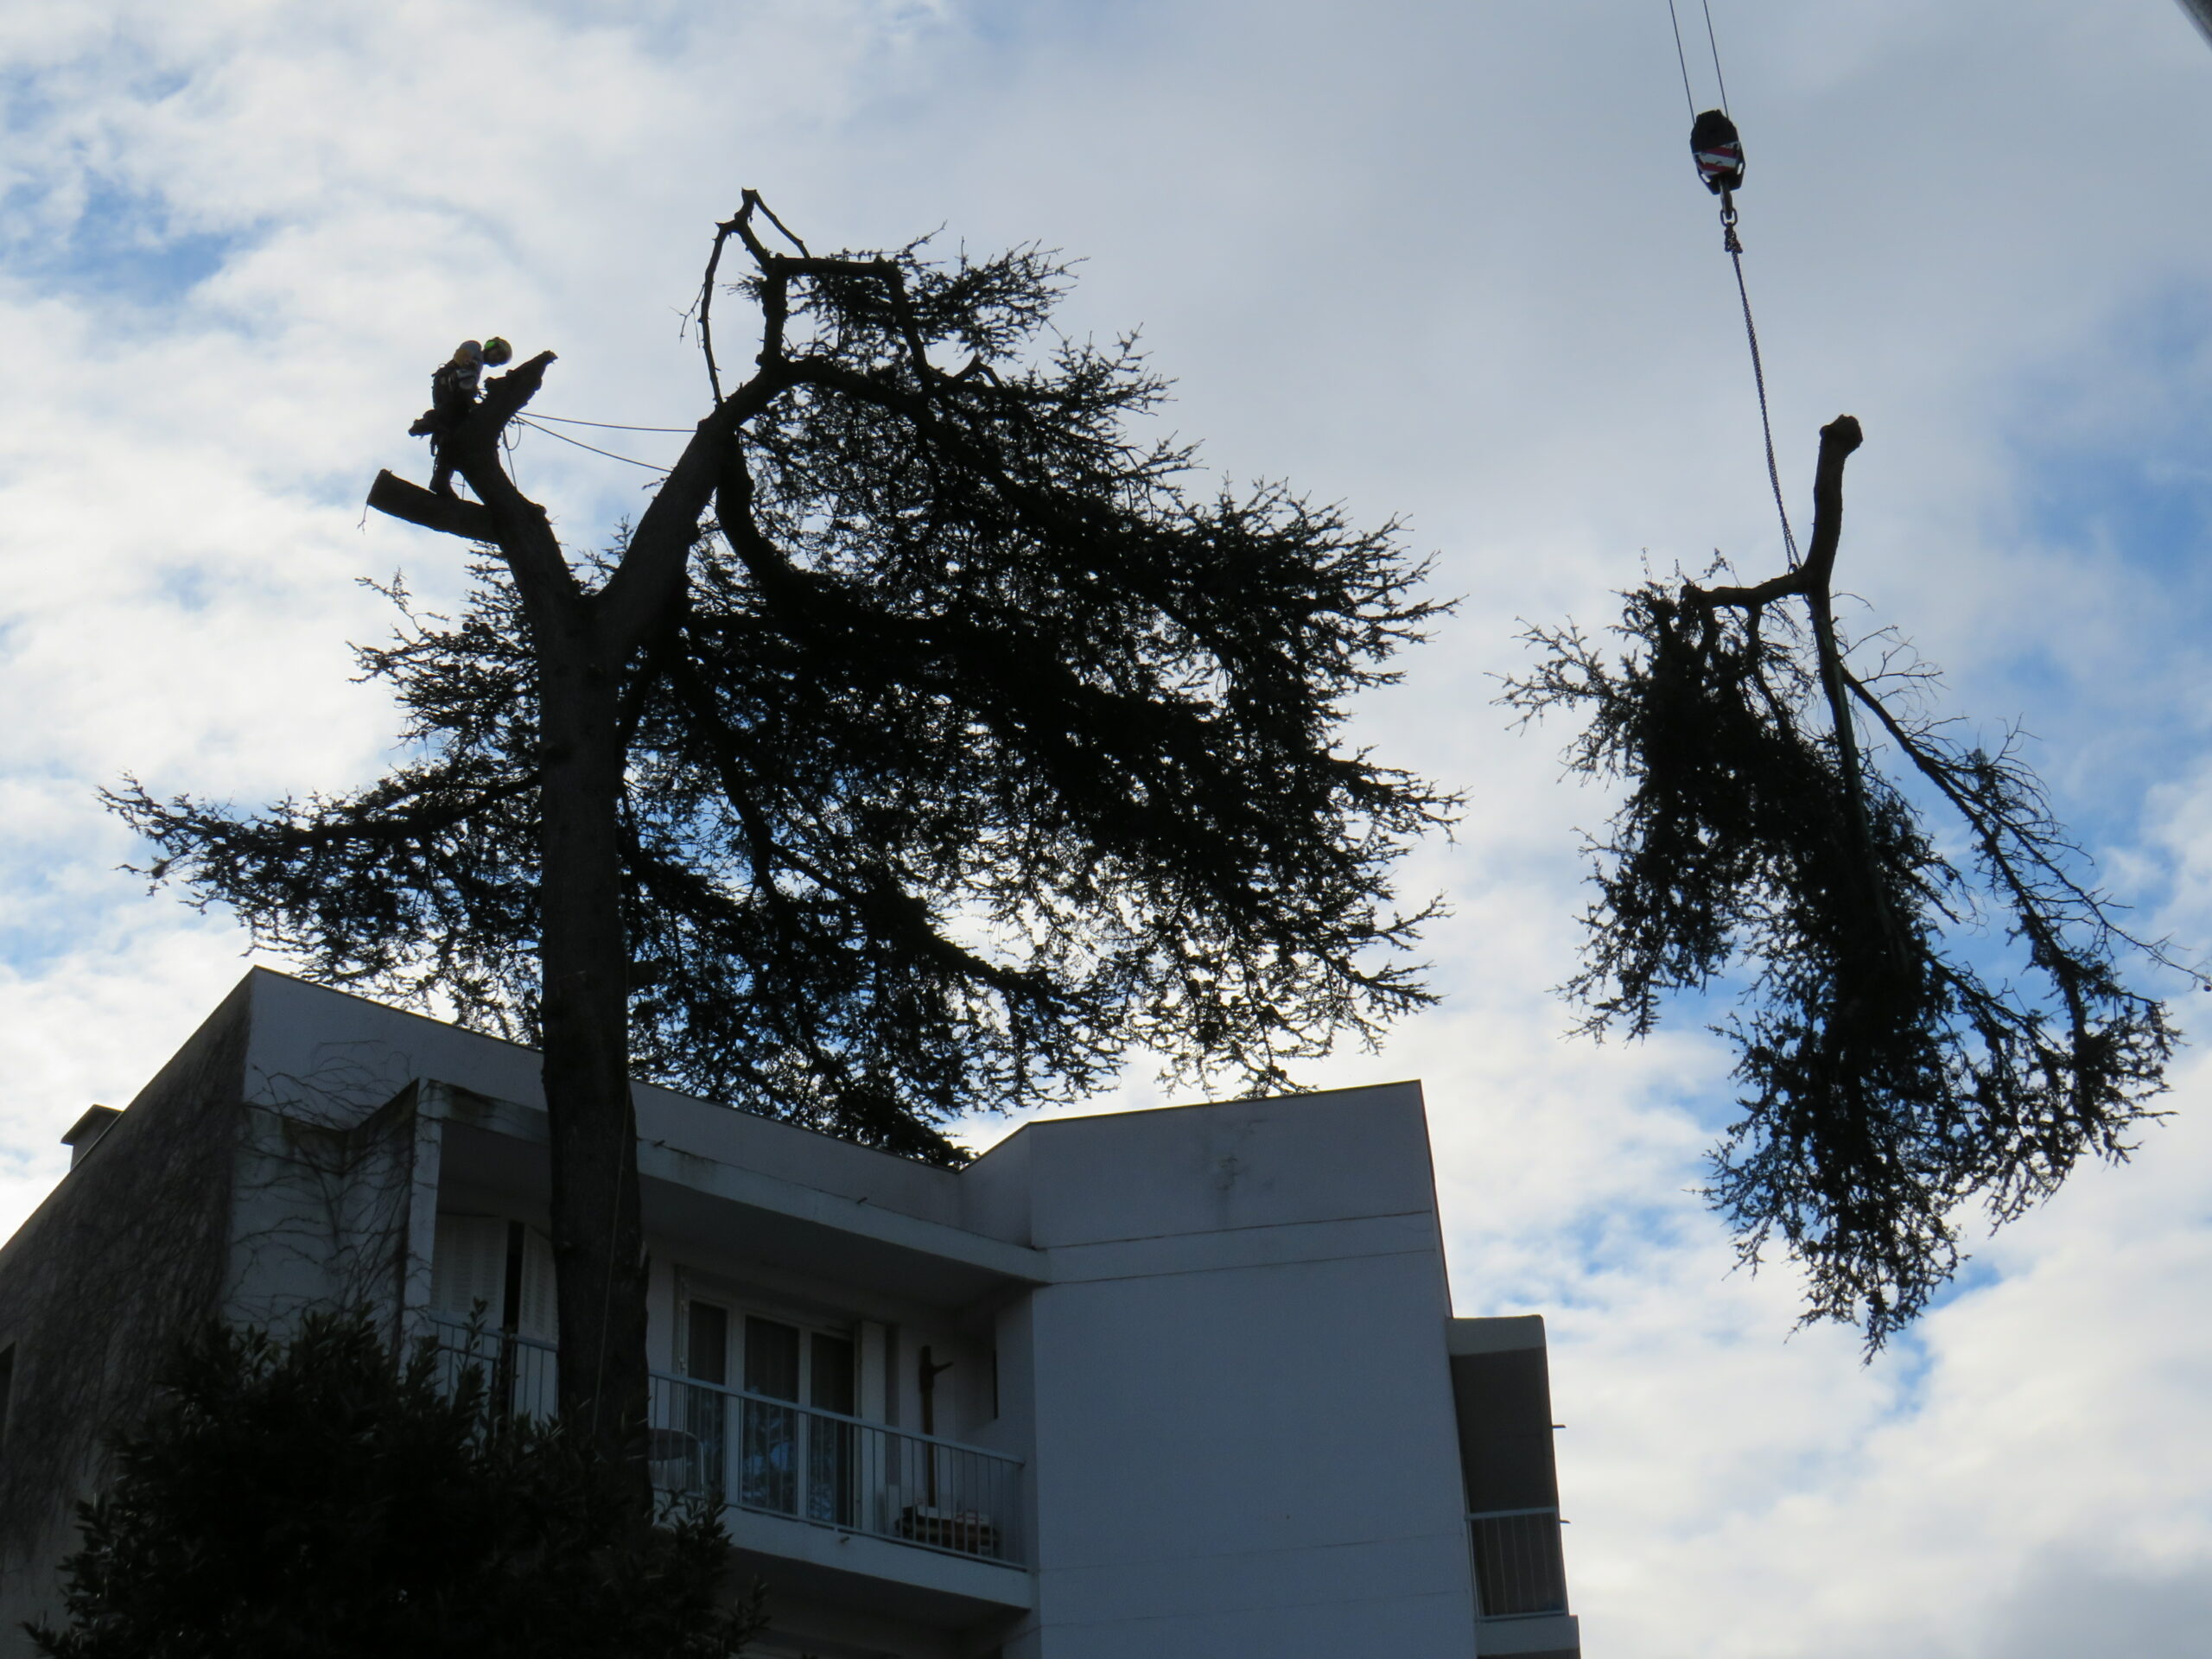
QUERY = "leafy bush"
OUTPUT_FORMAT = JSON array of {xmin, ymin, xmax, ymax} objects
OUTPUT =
[{"xmin": 25, "ymin": 1313, "xmax": 763, "ymax": 1659}]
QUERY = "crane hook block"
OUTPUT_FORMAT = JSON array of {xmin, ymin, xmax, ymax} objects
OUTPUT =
[{"xmin": 1690, "ymin": 109, "xmax": 1745, "ymax": 195}]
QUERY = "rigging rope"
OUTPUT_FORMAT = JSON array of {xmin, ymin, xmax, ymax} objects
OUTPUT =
[
  {"xmin": 1669, "ymin": 0, "xmax": 1798, "ymax": 567},
  {"xmin": 512, "ymin": 416, "xmax": 673, "ymax": 473},
  {"xmin": 526, "ymin": 413, "xmax": 694, "ymax": 434},
  {"xmin": 1726, "ymin": 211, "xmax": 1799, "ymax": 568}
]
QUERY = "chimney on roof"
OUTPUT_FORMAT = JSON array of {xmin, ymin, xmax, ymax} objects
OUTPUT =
[{"xmin": 61, "ymin": 1105, "xmax": 123, "ymax": 1169}]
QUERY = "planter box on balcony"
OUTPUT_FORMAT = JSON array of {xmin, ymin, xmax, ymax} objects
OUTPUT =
[{"xmin": 895, "ymin": 1506, "xmax": 1000, "ymax": 1557}]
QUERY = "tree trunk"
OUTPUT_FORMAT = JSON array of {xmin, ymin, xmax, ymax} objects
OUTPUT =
[
  {"xmin": 441, "ymin": 351, "xmax": 660, "ymax": 1489},
  {"xmin": 532, "ymin": 613, "xmax": 651, "ymax": 1483}
]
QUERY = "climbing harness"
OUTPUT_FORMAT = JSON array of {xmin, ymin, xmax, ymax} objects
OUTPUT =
[
  {"xmin": 1665, "ymin": 1, "xmax": 1799, "ymax": 568},
  {"xmin": 405, "ymin": 336, "xmax": 524, "ymax": 496}
]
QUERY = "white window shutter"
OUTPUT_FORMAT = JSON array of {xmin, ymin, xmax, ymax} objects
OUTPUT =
[
  {"xmin": 518, "ymin": 1228, "xmax": 557, "ymax": 1339},
  {"xmin": 430, "ymin": 1214, "xmax": 507, "ymax": 1319}
]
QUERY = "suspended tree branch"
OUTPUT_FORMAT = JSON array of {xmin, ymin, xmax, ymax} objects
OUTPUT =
[{"xmin": 1503, "ymin": 414, "xmax": 2198, "ymax": 1350}]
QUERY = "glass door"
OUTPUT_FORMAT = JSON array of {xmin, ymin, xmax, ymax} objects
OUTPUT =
[
  {"xmin": 731, "ymin": 1314, "xmax": 858, "ymax": 1525},
  {"xmin": 741, "ymin": 1316, "xmax": 801, "ymax": 1514},
  {"xmin": 807, "ymin": 1332, "xmax": 856, "ymax": 1526},
  {"xmin": 683, "ymin": 1300, "xmax": 729, "ymax": 1497}
]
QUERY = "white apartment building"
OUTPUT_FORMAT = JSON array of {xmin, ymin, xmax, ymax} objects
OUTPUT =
[{"xmin": 0, "ymin": 969, "xmax": 1580, "ymax": 1659}]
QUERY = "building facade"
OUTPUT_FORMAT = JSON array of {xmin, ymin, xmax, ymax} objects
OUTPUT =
[{"xmin": 0, "ymin": 969, "xmax": 1580, "ymax": 1658}]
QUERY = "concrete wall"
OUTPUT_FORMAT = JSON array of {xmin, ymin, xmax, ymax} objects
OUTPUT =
[
  {"xmin": 2, "ymin": 975, "xmax": 1539, "ymax": 1659},
  {"xmin": 0, "ymin": 973, "xmax": 455, "ymax": 1651},
  {"xmin": 0, "ymin": 981, "xmax": 253, "ymax": 1649},
  {"xmin": 238, "ymin": 969, "xmax": 966, "ymax": 1230},
  {"xmin": 226, "ymin": 1084, "xmax": 432, "ymax": 1338},
  {"xmin": 1005, "ymin": 1086, "xmax": 1482, "ymax": 1659}
]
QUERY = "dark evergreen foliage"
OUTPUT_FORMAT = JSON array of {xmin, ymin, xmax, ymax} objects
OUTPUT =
[
  {"xmin": 1503, "ymin": 418, "xmax": 2193, "ymax": 1348},
  {"xmin": 108, "ymin": 206, "xmax": 1452, "ymax": 1166},
  {"xmin": 25, "ymin": 1313, "xmax": 762, "ymax": 1659}
]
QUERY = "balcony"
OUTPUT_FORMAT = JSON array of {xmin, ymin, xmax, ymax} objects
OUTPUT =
[
  {"xmin": 1469, "ymin": 1506, "xmax": 1568, "ymax": 1618},
  {"xmin": 429, "ymin": 1318, "xmax": 1027, "ymax": 1573}
]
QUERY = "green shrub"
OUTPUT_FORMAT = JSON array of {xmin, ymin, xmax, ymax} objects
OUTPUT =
[{"xmin": 25, "ymin": 1312, "xmax": 763, "ymax": 1659}]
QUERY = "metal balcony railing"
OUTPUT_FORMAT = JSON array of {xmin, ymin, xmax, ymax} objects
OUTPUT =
[
  {"xmin": 429, "ymin": 1318, "xmax": 559, "ymax": 1421},
  {"xmin": 426, "ymin": 1317, "xmax": 1025, "ymax": 1568},
  {"xmin": 1469, "ymin": 1507, "xmax": 1569, "ymax": 1619},
  {"xmin": 645, "ymin": 1371, "xmax": 1024, "ymax": 1565}
]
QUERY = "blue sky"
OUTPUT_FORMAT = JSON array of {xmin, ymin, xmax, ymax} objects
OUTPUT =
[{"xmin": 7, "ymin": 3, "xmax": 2212, "ymax": 1655}]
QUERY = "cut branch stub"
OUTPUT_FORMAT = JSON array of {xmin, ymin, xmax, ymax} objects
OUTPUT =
[
  {"xmin": 366, "ymin": 471, "xmax": 495, "ymax": 542},
  {"xmin": 1684, "ymin": 413, "xmax": 1863, "ymax": 614},
  {"xmin": 468, "ymin": 350, "xmax": 559, "ymax": 441},
  {"xmin": 1799, "ymin": 414, "xmax": 1863, "ymax": 588}
]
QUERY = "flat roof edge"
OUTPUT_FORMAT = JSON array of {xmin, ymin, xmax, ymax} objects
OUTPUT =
[
  {"xmin": 1448, "ymin": 1313, "xmax": 1548, "ymax": 1355},
  {"xmin": 424, "ymin": 1082, "xmax": 1049, "ymax": 1286}
]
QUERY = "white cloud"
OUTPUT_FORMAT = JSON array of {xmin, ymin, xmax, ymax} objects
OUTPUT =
[{"xmin": 6, "ymin": 0, "xmax": 2212, "ymax": 1651}]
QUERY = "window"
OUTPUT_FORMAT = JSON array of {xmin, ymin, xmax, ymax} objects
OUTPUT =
[
  {"xmin": 806, "ymin": 1330, "xmax": 856, "ymax": 1526},
  {"xmin": 429, "ymin": 1214, "xmax": 557, "ymax": 1421},
  {"xmin": 742, "ymin": 1316, "xmax": 800, "ymax": 1513},
  {"xmin": 683, "ymin": 1300, "xmax": 730, "ymax": 1493},
  {"xmin": 430, "ymin": 1213, "xmax": 553, "ymax": 1338},
  {"xmin": 683, "ymin": 1296, "xmax": 857, "ymax": 1526},
  {"xmin": 686, "ymin": 1300, "xmax": 729, "ymax": 1386},
  {"xmin": 430, "ymin": 1214, "xmax": 505, "ymax": 1321},
  {"xmin": 743, "ymin": 1316, "xmax": 859, "ymax": 1519}
]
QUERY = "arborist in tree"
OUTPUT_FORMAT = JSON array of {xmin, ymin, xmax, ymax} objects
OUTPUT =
[{"xmin": 409, "ymin": 336, "xmax": 513, "ymax": 496}]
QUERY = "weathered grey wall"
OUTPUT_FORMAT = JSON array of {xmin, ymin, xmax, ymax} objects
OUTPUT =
[
  {"xmin": 0, "ymin": 979, "xmax": 251, "ymax": 1647},
  {"xmin": 0, "ymin": 971, "xmax": 437, "ymax": 1651},
  {"xmin": 225, "ymin": 1079, "xmax": 425, "ymax": 1338}
]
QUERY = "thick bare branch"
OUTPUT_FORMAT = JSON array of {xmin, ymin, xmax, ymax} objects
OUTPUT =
[
  {"xmin": 468, "ymin": 350, "xmax": 558, "ymax": 442},
  {"xmin": 1799, "ymin": 414, "xmax": 1864, "ymax": 588},
  {"xmin": 596, "ymin": 369, "xmax": 789, "ymax": 661},
  {"xmin": 1684, "ymin": 415, "xmax": 1862, "ymax": 613},
  {"xmin": 366, "ymin": 471, "xmax": 494, "ymax": 542}
]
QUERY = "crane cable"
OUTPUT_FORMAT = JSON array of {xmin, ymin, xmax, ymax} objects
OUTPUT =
[
  {"xmin": 1666, "ymin": 0, "xmax": 1731, "ymax": 115},
  {"xmin": 1668, "ymin": 0, "xmax": 1799, "ymax": 569}
]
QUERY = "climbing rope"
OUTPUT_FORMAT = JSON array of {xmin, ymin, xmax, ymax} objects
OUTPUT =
[
  {"xmin": 512, "ymin": 416, "xmax": 673, "ymax": 473},
  {"xmin": 1667, "ymin": 0, "xmax": 1800, "ymax": 568},
  {"xmin": 528, "ymin": 413, "xmax": 693, "ymax": 434}
]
